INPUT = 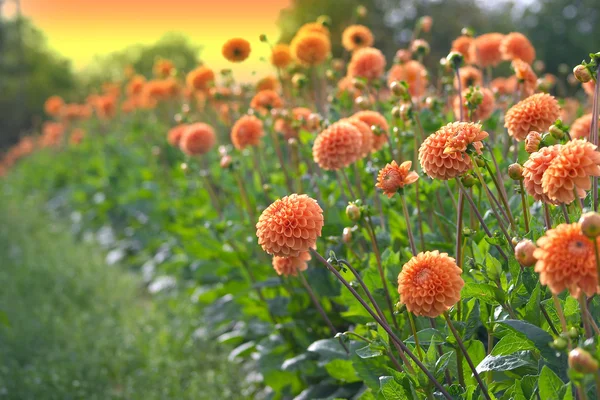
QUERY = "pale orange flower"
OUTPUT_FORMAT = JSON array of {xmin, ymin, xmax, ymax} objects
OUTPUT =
[
  {"xmin": 179, "ymin": 123, "xmax": 216, "ymax": 156},
  {"xmin": 270, "ymin": 44, "xmax": 293, "ymax": 68},
  {"xmin": 153, "ymin": 59, "xmax": 174, "ymax": 78},
  {"xmin": 69, "ymin": 128, "xmax": 85, "ymax": 145},
  {"xmin": 454, "ymin": 66, "xmax": 483, "ymax": 90},
  {"xmin": 250, "ymin": 89, "xmax": 283, "ymax": 113},
  {"xmin": 256, "ymin": 194, "xmax": 324, "ymax": 257},
  {"xmin": 312, "ymin": 121, "xmax": 363, "ymax": 170},
  {"xmin": 453, "ymin": 88, "xmax": 496, "ymax": 122},
  {"xmin": 570, "ymin": 114, "xmax": 598, "ymax": 140},
  {"xmin": 504, "ymin": 93, "xmax": 561, "ymax": 141},
  {"xmin": 231, "ymin": 115, "xmax": 264, "ymax": 150},
  {"xmin": 297, "ymin": 22, "xmax": 330, "ymax": 37},
  {"xmin": 387, "ymin": 60, "xmax": 428, "ymax": 98},
  {"xmin": 342, "ymin": 25, "xmax": 374, "ymax": 52},
  {"xmin": 347, "ymin": 47, "xmax": 386, "ymax": 81},
  {"xmin": 469, "ymin": 33, "xmax": 504, "ymax": 68},
  {"xmin": 127, "ymin": 75, "xmax": 146, "ymax": 97},
  {"xmin": 525, "ymin": 131, "xmax": 542, "ymax": 154},
  {"xmin": 443, "ymin": 122, "xmax": 489, "ymax": 154},
  {"xmin": 272, "ymin": 252, "xmax": 311, "ymax": 276},
  {"xmin": 256, "ymin": 75, "xmax": 280, "ymax": 92},
  {"xmin": 343, "ymin": 118, "xmax": 373, "ymax": 158},
  {"xmin": 44, "ymin": 95, "xmax": 64, "ymax": 117},
  {"xmin": 352, "ymin": 110, "xmax": 389, "ymax": 152},
  {"xmin": 501, "ymin": 32, "xmax": 535, "ymax": 64},
  {"xmin": 376, "ymin": 160, "xmax": 419, "ymax": 197},
  {"xmin": 186, "ymin": 66, "xmax": 215, "ymax": 92},
  {"xmin": 274, "ymin": 107, "xmax": 312, "ymax": 140},
  {"xmin": 583, "ymin": 81, "xmax": 595, "ymax": 97},
  {"xmin": 290, "ymin": 32, "xmax": 331, "ymax": 66},
  {"xmin": 451, "ymin": 36, "xmax": 473, "ymax": 63},
  {"xmin": 167, "ymin": 124, "xmax": 187, "ymax": 147},
  {"xmin": 522, "ymin": 145, "xmax": 561, "ymax": 204},
  {"xmin": 222, "ymin": 38, "xmax": 251, "ymax": 62},
  {"xmin": 397, "ymin": 251, "xmax": 464, "ymax": 318},
  {"xmin": 542, "ymin": 140, "xmax": 600, "ymax": 204},
  {"xmin": 534, "ymin": 223, "xmax": 599, "ymax": 297},
  {"xmin": 490, "ymin": 77, "xmax": 517, "ymax": 96},
  {"xmin": 512, "ymin": 58, "xmax": 538, "ymax": 97}
]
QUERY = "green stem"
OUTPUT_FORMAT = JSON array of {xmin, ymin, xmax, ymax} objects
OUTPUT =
[
  {"xmin": 518, "ymin": 180, "xmax": 530, "ymax": 233},
  {"xmin": 400, "ymin": 194, "xmax": 418, "ymax": 256}
]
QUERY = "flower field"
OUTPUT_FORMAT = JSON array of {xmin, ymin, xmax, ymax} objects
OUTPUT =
[{"xmin": 3, "ymin": 8, "xmax": 600, "ymax": 400}]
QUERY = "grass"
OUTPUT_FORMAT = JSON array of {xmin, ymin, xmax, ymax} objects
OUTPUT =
[{"xmin": 0, "ymin": 194, "xmax": 246, "ymax": 400}]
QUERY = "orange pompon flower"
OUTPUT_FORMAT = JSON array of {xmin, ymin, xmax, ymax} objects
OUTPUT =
[
  {"xmin": 353, "ymin": 110, "xmax": 389, "ymax": 152},
  {"xmin": 570, "ymin": 114, "xmax": 598, "ymax": 140},
  {"xmin": 347, "ymin": 47, "xmax": 386, "ymax": 81},
  {"xmin": 522, "ymin": 145, "xmax": 561, "ymax": 204},
  {"xmin": 274, "ymin": 107, "xmax": 312, "ymax": 140},
  {"xmin": 256, "ymin": 194, "xmax": 324, "ymax": 257},
  {"xmin": 272, "ymin": 252, "xmax": 311, "ymax": 276},
  {"xmin": 419, "ymin": 122, "xmax": 484, "ymax": 180},
  {"xmin": 69, "ymin": 129, "xmax": 85, "ymax": 145},
  {"xmin": 40, "ymin": 122, "xmax": 65, "ymax": 148},
  {"xmin": 256, "ymin": 75, "xmax": 280, "ymax": 92},
  {"xmin": 186, "ymin": 66, "xmax": 215, "ymax": 92},
  {"xmin": 290, "ymin": 32, "xmax": 331, "ymax": 66},
  {"xmin": 542, "ymin": 140, "xmax": 600, "ymax": 204},
  {"xmin": 298, "ymin": 22, "xmax": 330, "ymax": 37},
  {"xmin": 501, "ymin": 32, "xmax": 535, "ymax": 64},
  {"xmin": 453, "ymin": 88, "xmax": 496, "ymax": 122},
  {"xmin": 490, "ymin": 77, "xmax": 517, "ymax": 96},
  {"xmin": 250, "ymin": 89, "xmax": 284, "ymax": 113},
  {"xmin": 525, "ymin": 131, "xmax": 542, "ymax": 154},
  {"xmin": 94, "ymin": 95, "xmax": 117, "ymax": 120},
  {"xmin": 454, "ymin": 66, "xmax": 483, "ymax": 90},
  {"xmin": 343, "ymin": 118, "xmax": 373, "ymax": 158},
  {"xmin": 534, "ymin": 223, "xmax": 599, "ymax": 297},
  {"xmin": 231, "ymin": 115, "xmax": 264, "ymax": 150},
  {"xmin": 469, "ymin": 33, "xmax": 504, "ymax": 68},
  {"xmin": 222, "ymin": 38, "xmax": 251, "ymax": 62},
  {"xmin": 583, "ymin": 81, "xmax": 595, "ymax": 97},
  {"xmin": 387, "ymin": 60, "xmax": 428, "ymax": 98},
  {"xmin": 512, "ymin": 58, "xmax": 537, "ymax": 98},
  {"xmin": 179, "ymin": 123, "xmax": 216, "ymax": 156},
  {"xmin": 451, "ymin": 35, "xmax": 473, "ymax": 63},
  {"xmin": 44, "ymin": 95, "xmax": 64, "ymax": 117},
  {"xmin": 153, "ymin": 58, "xmax": 174, "ymax": 78},
  {"xmin": 397, "ymin": 251, "xmax": 464, "ymax": 318},
  {"xmin": 376, "ymin": 160, "xmax": 419, "ymax": 198},
  {"xmin": 312, "ymin": 121, "xmax": 363, "ymax": 170},
  {"xmin": 342, "ymin": 25, "xmax": 374, "ymax": 52},
  {"xmin": 167, "ymin": 124, "xmax": 187, "ymax": 147},
  {"xmin": 270, "ymin": 44, "xmax": 293, "ymax": 68},
  {"xmin": 504, "ymin": 93, "xmax": 561, "ymax": 141},
  {"xmin": 127, "ymin": 75, "xmax": 146, "ymax": 97}
]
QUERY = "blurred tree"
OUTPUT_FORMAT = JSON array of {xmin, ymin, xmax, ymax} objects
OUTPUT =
[{"xmin": 0, "ymin": 17, "xmax": 76, "ymax": 150}]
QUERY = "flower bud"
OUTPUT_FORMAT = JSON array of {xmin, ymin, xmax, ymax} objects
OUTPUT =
[
  {"xmin": 259, "ymin": 34, "xmax": 268, "ymax": 42},
  {"xmin": 446, "ymin": 51, "xmax": 464, "ymax": 69},
  {"xmin": 508, "ymin": 163, "xmax": 524, "ymax": 180},
  {"xmin": 579, "ymin": 212, "xmax": 600, "ymax": 238},
  {"xmin": 460, "ymin": 27, "xmax": 474, "ymax": 37},
  {"xmin": 391, "ymin": 106, "xmax": 402, "ymax": 119},
  {"xmin": 525, "ymin": 131, "xmax": 541, "ymax": 153},
  {"xmin": 389, "ymin": 81, "xmax": 406, "ymax": 97},
  {"xmin": 399, "ymin": 104, "xmax": 412, "ymax": 121},
  {"xmin": 263, "ymin": 183, "xmax": 272, "ymax": 193},
  {"xmin": 461, "ymin": 174, "xmax": 478, "ymax": 188},
  {"xmin": 462, "ymin": 227, "xmax": 474, "ymax": 237},
  {"xmin": 325, "ymin": 69, "xmax": 336, "ymax": 82},
  {"xmin": 514, "ymin": 239, "xmax": 537, "ymax": 267},
  {"xmin": 394, "ymin": 49, "xmax": 412, "ymax": 64},
  {"xmin": 331, "ymin": 58, "xmax": 345, "ymax": 72},
  {"xmin": 568, "ymin": 327, "xmax": 579, "ymax": 340},
  {"xmin": 469, "ymin": 89, "xmax": 483, "ymax": 105},
  {"xmin": 411, "ymin": 39, "xmax": 430, "ymax": 56},
  {"xmin": 355, "ymin": 96, "xmax": 370, "ymax": 110},
  {"xmin": 573, "ymin": 65, "xmax": 592, "ymax": 83},
  {"xmin": 549, "ymin": 124, "xmax": 565, "ymax": 140},
  {"xmin": 569, "ymin": 348, "xmax": 599, "ymax": 374},
  {"xmin": 317, "ymin": 15, "xmax": 331, "ymax": 28},
  {"xmin": 352, "ymin": 78, "xmax": 366, "ymax": 90},
  {"xmin": 346, "ymin": 203, "xmax": 362, "ymax": 221},
  {"xmin": 552, "ymin": 337, "xmax": 568, "ymax": 351},
  {"xmin": 220, "ymin": 155, "xmax": 232, "ymax": 169},
  {"xmin": 292, "ymin": 73, "xmax": 307, "ymax": 89},
  {"xmin": 342, "ymin": 227, "xmax": 352, "ymax": 243},
  {"xmin": 356, "ymin": 5, "xmax": 367, "ymax": 18},
  {"xmin": 307, "ymin": 113, "xmax": 322, "ymax": 130}
]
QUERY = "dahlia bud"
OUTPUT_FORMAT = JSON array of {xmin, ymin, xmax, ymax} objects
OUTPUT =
[
  {"xmin": 391, "ymin": 106, "xmax": 402, "ymax": 119},
  {"xmin": 263, "ymin": 183, "xmax": 272, "ymax": 193},
  {"xmin": 307, "ymin": 113, "xmax": 322, "ymax": 130},
  {"xmin": 552, "ymin": 337, "xmax": 568, "ymax": 351},
  {"xmin": 346, "ymin": 203, "xmax": 362, "ymax": 221},
  {"xmin": 446, "ymin": 51, "xmax": 464, "ymax": 69},
  {"xmin": 525, "ymin": 131, "xmax": 542, "ymax": 153},
  {"xmin": 355, "ymin": 96, "xmax": 370, "ymax": 110},
  {"xmin": 180, "ymin": 162, "xmax": 188, "ymax": 172},
  {"xmin": 259, "ymin": 34, "xmax": 268, "ymax": 42},
  {"xmin": 317, "ymin": 15, "xmax": 331, "ymax": 28},
  {"xmin": 292, "ymin": 73, "xmax": 307, "ymax": 89},
  {"xmin": 549, "ymin": 124, "xmax": 565, "ymax": 140},
  {"xmin": 461, "ymin": 174, "xmax": 478, "ymax": 188},
  {"xmin": 174, "ymin": 113, "xmax": 183, "ymax": 123},
  {"xmin": 411, "ymin": 39, "xmax": 430, "ymax": 56},
  {"xmin": 568, "ymin": 327, "xmax": 579, "ymax": 339},
  {"xmin": 395, "ymin": 49, "xmax": 412, "ymax": 64},
  {"xmin": 331, "ymin": 58, "xmax": 345, "ymax": 72},
  {"xmin": 352, "ymin": 78, "xmax": 366, "ymax": 90},
  {"xmin": 569, "ymin": 348, "xmax": 599, "ymax": 374},
  {"xmin": 508, "ymin": 163, "xmax": 524, "ymax": 180},
  {"xmin": 399, "ymin": 104, "xmax": 412, "ymax": 121},
  {"xmin": 462, "ymin": 227, "xmax": 474, "ymax": 237},
  {"xmin": 220, "ymin": 155, "xmax": 232, "ymax": 169},
  {"xmin": 514, "ymin": 239, "xmax": 536, "ymax": 267},
  {"xmin": 356, "ymin": 5, "xmax": 367, "ymax": 18},
  {"xmin": 325, "ymin": 69, "xmax": 336, "ymax": 82},
  {"xmin": 460, "ymin": 27, "xmax": 474, "ymax": 37},
  {"xmin": 389, "ymin": 81, "xmax": 406, "ymax": 97},
  {"xmin": 371, "ymin": 125, "xmax": 382, "ymax": 136},
  {"xmin": 573, "ymin": 64, "xmax": 592, "ymax": 83},
  {"xmin": 579, "ymin": 212, "xmax": 600, "ymax": 238},
  {"xmin": 342, "ymin": 227, "xmax": 352, "ymax": 243}
]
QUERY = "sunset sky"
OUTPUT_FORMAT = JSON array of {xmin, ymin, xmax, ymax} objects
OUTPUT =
[{"xmin": 12, "ymin": 0, "xmax": 292, "ymax": 81}]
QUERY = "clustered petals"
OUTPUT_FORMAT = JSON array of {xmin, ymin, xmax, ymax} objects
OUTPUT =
[
  {"xmin": 272, "ymin": 252, "xmax": 311, "ymax": 276},
  {"xmin": 504, "ymin": 93, "xmax": 561, "ymax": 141},
  {"xmin": 312, "ymin": 121, "xmax": 363, "ymax": 170},
  {"xmin": 376, "ymin": 160, "xmax": 419, "ymax": 198}
]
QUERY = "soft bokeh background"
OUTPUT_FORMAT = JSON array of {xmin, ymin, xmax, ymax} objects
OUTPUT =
[{"xmin": 0, "ymin": 0, "xmax": 599, "ymax": 150}]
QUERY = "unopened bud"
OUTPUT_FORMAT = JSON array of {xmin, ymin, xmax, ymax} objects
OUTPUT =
[
  {"xmin": 352, "ymin": 78, "xmax": 366, "ymax": 90},
  {"xmin": 342, "ymin": 227, "xmax": 352, "ymax": 243},
  {"xmin": 568, "ymin": 327, "xmax": 579, "ymax": 340},
  {"xmin": 346, "ymin": 203, "xmax": 362, "ymax": 221},
  {"xmin": 446, "ymin": 51, "xmax": 464, "ymax": 69},
  {"xmin": 420, "ymin": 16, "xmax": 432, "ymax": 33},
  {"xmin": 573, "ymin": 65, "xmax": 592, "ymax": 83},
  {"xmin": 356, "ymin": 5, "xmax": 367, "ymax": 18},
  {"xmin": 263, "ymin": 183, "xmax": 272, "ymax": 192},
  {"xmin": 461, "ymin": 174, "xmax": 478, "ymax": 188},
  {"xmin": 389, "ymin": 81, "xmax": 406, "ymax": 97},
  {"xmin": 259, "ymin": 34, "xmax": 268, "ymax": 42},
  {"xmin": 355, "ymin": 96, "xmax": 370, "ymax": 110},
  {"xmin": 399, "ymin": 104, "xmax": 412, "ymax": 121},
  {"xmin": 549, "ymin": 125, "xmax": 565, "ymax": 140},
  {"xmin": 394, "ymin": 49, "xmax": 412, "ymax": 64},
  {"xmin": 411, "ymin": 39, "xmax": 430, "ymax": 56},
  {"xmin": 508, "ymin": 163, "xmax": 523, "ymax": 180},
  {"xmin": 316, "ymin": 15, "xmax": 331, "ymax": 28},
  {"xmin": 391, "ymin": 106, "xmax": 402, "ymax": 119},
  {"xmin": 460, "ymin": 27, "xmax": 474, "ymax": 37},
  {"xmin": 292, "ymin": 73, "xmax": 307, "ymax": 89},
  {"xmin": 514, "ymin": 239, "xmax": 536, "ymax": 267},
  {"xmin": 220, "ymin": 155, "xmax": 232, "ymax": 168},
  {"xmin": 325, "ymin": 69, "xmax": 336, "ymax": 82},
  {"xmin": 525, "ymin": 131, "xmax": 541, "ymax": 154},
  {"xmin": 331, "ymin": 58, "xmax": 345, "ymax": 72},
  {"xmin": 307, "ymin": 113, "xmax": 322, "ymax": 130},
  {"xmin": 552, "ymin": 337, "xmax": 568, "ymax": 351},
  {"xmin": 569, "ymin": 348, "xmax": 599, "ymax": 374},
  {"xmin": 462, "ymin": 227, "xmax": 474, "ymax": 237},
  {"xmin": 579, "ymin": 212, "xmax": 600, "ymax": 238}
]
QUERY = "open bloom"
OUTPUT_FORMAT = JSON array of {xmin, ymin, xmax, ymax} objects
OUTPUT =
[
  {"xmin": 387, "ymin": 61, "xmax": 428, "ymax": 98},
  {"xmin": 179, "ymin": 123, "xmax": 216, "ymax": 156},
  {"xmin": 469, "ymin": 33, "xmax": 504, "ymax": 68},
  {"xmin": 504, "ymin": 93, "xmax": 561, "ymax": 141},
  {"xmin": 376, "ymin": 160, "xmax": 419, "ymax": 197},
  {"xmin": 512, "ymin": 58, "xmax": 538, "ymax": 97},
  {"xmin": 347, "ymin": 47, "xmax": 386, "ymax": 81},
  {"xmin": 397, "ymin": 251, "xmax": 464, "ymax": 318},
  {"xmin": 270, "ymin": 44, "xmax": 293, "ymax": 68},
  {"xmin": 274, "ymin": 107, "xmax": 312, "ymax": 140},
  {"xmin": 570, "ymin": 114, "xmax": 598, "ymax": 140},
  {"xmin": 153, "ymin": 58, "xmax": 174, "ymax": 78},
  {"xmin": 342, "ymin": 25, "xmax": 374, "ymax": 52},
  {"xmin": 187, "ymin": 66, "xmax": 215, "ymax": 91},
  {"xmin": 167, "ymin": 124, "xmax": 187, "ymax": 147},
  {"xmin": 312, "ymin": 121, "xmax": 362, "ymax": 170},
  {"xmin": 222, "ymin": 38, "xmax": 251, "ymax": 62},
  {"xmin": 353, "ymin": 110, "xmax": 389, "ymax": 152},
  {"xmin": 542, "ymin": 140, "xmax": 600, "ymax": 204},
  {"xmin": 501, "ymin": 32, "xmax": 535, "ymax": 64},
  {"xmin": 454, "ymin": 66, "xmax": 483, "ymax": 90},
  {"xmin": 522, "ymin": 145, "xmax": 561, "ymax": 204},
  {"xmin": 256, "ymin": 194, "xmax": 324, "ymax": 257},
  {"xmin": 272, "ymin": 252, "xmax": 311, "ymax": 276},
  {"xmin": 443, "ymin": 122, "xmax": 489, "ymax": 154},
  {"xmin": 451, "ymin": 35, "xmax": 473, "ymax": 63},
  {"xmin": 250, "ymin": 89, "xmax": 283, "ymax": 113},
  {"xmin": 534, "ymin": 223, "xmax": 599, "ymax": 297},
  {"xmin": 44, "ymin": 95, "xmax": 64, "ymax": 116},
  {"xmin": 342, "ymin": 118, "xmax": 373, "ymax": 158},
  {"xmin": 290, "ymin": 32, "xmax": 331, "ymax": 66},
  {"xmin": 231, "ymin": 115, "xmax": 264, "ymax": 150}
]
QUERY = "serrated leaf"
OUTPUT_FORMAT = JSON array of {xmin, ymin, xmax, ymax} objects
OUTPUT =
[
  {"xmin": 378, "ymin": 376, "xmax": 408, "ymax": 400},
  {"xmin": 539, "ymin": 365, "xmax": 565, "ymax": 400}
]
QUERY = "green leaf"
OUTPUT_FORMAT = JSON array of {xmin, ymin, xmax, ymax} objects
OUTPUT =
[
  {"xmin": 325, "ymin": 359, "xmax": 361, "ymax": 383},
  {"xmin": 405, "ymin": 328, "xmax": 445, "ymax": 346},
  {"xmin": 307, "ymin": 338, "xmax": 349, "ymax": 361},
  {"xmin": 356, "ymin": 344, "xmax": 385, "ymax": 359},
  {"xmin": 476, "ymin": 351, "xmax": 537, "ymax": 373},
  {"xmin": 539, "ymin": 365, "xmax": 565, "ymax": 400},
  {"xmin": 461, "ymin": 282, "xmax": 505, "ymax": 305},
  {"xmin": 0, "ymin": 310, "xmax": 9, "ymax": 327},
  {"xmin": 281, "ymin": 353, "xmax": 313, "ymax": 371},
  {"xmin": 491, "ymin": 334, "xmax": 535, "ymax": 356},
  {"xmin": 227, "ymin": 341, "xmax": 255, "ymax": 362},
  {"xmin": 378, "ymin": 376, "xmax": 408, "ymax": 400}
]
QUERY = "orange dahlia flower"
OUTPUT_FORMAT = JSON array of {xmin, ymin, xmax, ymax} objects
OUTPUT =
[
  {"xmin": 272, "ymin": 252, "xmax": 311, "ymax": 276},
  {"xmin": 222, "ymin": 38, "xmax": 251, "ymax": 63},
  {"xmin": 179, "ymin": 123, "xmax": 216, "ymax": 156},
  {"xmin": 469, "ymin": 33, "xmax": 504, "ymax": 68},
  {"xmin": 167, "ymin": 124, "xmax": 187, "ymax": 147},
  {"xmin": 297, "ymin": 22, "xmax": 330, "ymax": 37},
  {"xmin": 583, "ymin": 81, "xmax": 595, "ymax": 97},
  {"xmin": 454, "ymin": 66, "xmax": 483, "ymax": 90},
  {"xmin": 347, "ymin": 47, "xmax": 386, "ymax": 81},
  {"xmin": 44, "ymin": 95, "xmax": 64, "ymax": 117},
  {"xmin": 542, "ymin": 140, "xmax": 600, "ymax": 204},
  {"xmin": 534, "ymin": 223, "xmax": 599, "ymax": 297},
  {"xmin": 570, "ymin": 114, "xmax": 598, "ymax": 140},
  {"xmin": 454, "ymin": 88, "xmax": 496, "ymax": 122},
  {"xmin": 40, "ymin": 122, "xmax": 65, "ymax": 148},
  {"xmin": 153, "ymin": 59, "xmax": 174, "ymax": 78},
  {"xmin": 186, "ymin": 66, "xmax": 215, "ymax": 91},
  {"xmin": 127, "ymin": 75, "xmax": 146, "ymax": 97},
  {"xmin": 501, "ymin": 32, "xmax": 535, "ymax": 64},
  {"xmin": 290, "ymin": 32, "xmax": 331, "ymax": 66},
  {"xmin": 94, "ymin": 95, "xmax": 117, "ymax": 120},
  {"xmin": 256, "ymin": 194, "xmax": 324, "ymax": 257},
  {"xmin": 419, "ymin": 122, "xmax": 485, "ymax": 180},
  {"xmin": 312, "ymin": 122, "xmax": 363, "ymax": 170},
  {"xmin": 376, "ymin": 160, "xmax": 419, "ymax": 197},
  {"xmin": 522, "ymin": 145, "xmax": 561, "ymax": 204},
  {"xmin": 250, "ymin": 89, "xmax": 284, "ymax": 113},
  {"xmin": 256, "ymin": 75, "xmax": 280, "ymax": 92},
  {"xmin": 397, "ymin": 251, "xmax": 464, "ymax": 318},
  {"xmin": 504, "ymin": 93, "xmax": 561, "ymax": 141},
  {"xmin": 525, "ymin": 131, "xmax": 542, "ymax": 154},
  {"xmin": 491, "ymin": 77, "xmax": 517, "ymax": 96},
  {"xmin": 342, "ymin": 25, "xmax": 374, "ymax": 52},
  {"xmin": 69, "ymin": 129, "xmax": 85, "ymax": 145},
  {"xmin": 270, "ymin": 44, "xmax": 293, "ymax": 68},
  {"xmin": 231, "ymin": 115, "xmax": 264, "ymax": 150},
  {"xmin": 451, "ymin": 36, "xmax": 473, "ymax": 63},
  {"xmin": 274, "ymin": 107, "xmax": 312, "ymax": 140},
  {"xmin": 353, "ymin": 110, "xmax": 389, "ymax": 152},
  {"xmin": 387, "ymin": 60, "xmax": 428, "ymax": 98},
  {"xmin": 343, "ymin": 118, "xmax": 373, "ymax": 158},
  {"xmin": 512, "ymin": 58, "xmax": 537, "ymax": 98}
]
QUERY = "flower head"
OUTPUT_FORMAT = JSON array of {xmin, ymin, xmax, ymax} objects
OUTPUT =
[
  {"xmin": 231, "ymin": 115, "xmax": 264, "ymax": 150},
  {"xmin": 222, "ymin": 38, "xmax": 251, "ymax": 62},
  {"xmin": 290, "ymin": 32, "xmax": 331, "ymax": 66},
  {"xmin": 347, "ymin": 47, "xmax": 386, "ymax": 81},
  {"xmin": 179, "ymin": 123, "xmax": 216, "ymax": 156},
  {"xmin": 504, "ymin": 93, "xmax": 561, "ymax": 141},
  {"xmin": 342, "ymin": 25, "xmax": 374, "ymax": 52},
  {"xmin": 387, "ymin": 61, "xmax": 428, "ymax": 98},
  {"xmin": 397, "ymin": 251, "xmax": 464, "ymax": 318},
  {"xmin": 274, "ymin": 107, "xmax": 312, "ymax": 140},
  {"xmin": 298, "ymin": 22, "xmax": 330, "ymax": 37},
  {"xmin": 250, "ymin": 89, "xmax": 284, "ymax": 113},
  {"xmin": 570, "ymin": 114, "xmax": 599, "ymax": 140},
  {"xmin": 453, "ymin": 88, "xmax": 495, "ymax": 122},
  {"xmin": 534, "ymin": 223, "xmax": 599, "ymax": 297},
  {"xmin": 44, "ymin": 96, "xmax": 64, "ymax": 117},
  {"xmin": 167, "ymin": 124, "xmax": 187, "ymax": 147},
  {"xmin": 270, "ymin": 44, "xmax": 293, "ymax": 68},
  {"xmin": 312, "ymin": 121, "xmax": 362, "ymax": 170},
  {"xmin": 127, "ymin": 75, "xmax": 146, "ymax": 97},
  {"xmin": 451, "ymin": 36, "xmax": 473, "ymax": 63},
  {"xmin": 376, "ymin": 160, "xmax": 419, "ymax": 197},
  {"xmin": 522, "ymin": 145, "xmax": 561, "ymax": 204},
  {"xmin": 525, "ymin": 131, "xmax": 542, "ymax": 154},
  {"xmin": 256, "ymin": 194, "xmax": 324, "ymax": 257},
  {"xmin": 443, "ymin": 122, "xmax": 489, "ymax": 154},
  {"xmin": 342, "ymin": 117, "xmax": 373, "ymax": 158},
  {"xmin": 353, "ymin": 110, "xmax": 389, "ymax": 152},
  {"xmin": 272, "ymin": 252, "xmax": 311, "ymax": 276},
  {"xmin": 501, "ymin": 32, "xmax": 535, "ymax": 64},
  {"xmin": 153, "ymin": 58, "xmax": 174, "ymax": 78},
  {"xmin": 542, "ymin": 140, "xmax": 600, "ymax": 204},
  {"xmin": 454, "ymin": 66, "xmax": 482, "ymax": 89},
  {"xmin": 512, "ymin": 58, "xmax": 537, "ymax": 98},
  {"xmin": 469, "ymin": 33, "xmax": 504, "ymax": 68},
  {"xmin": 187, "ymin": 66, "xmax": 215, "ymax": 91}
]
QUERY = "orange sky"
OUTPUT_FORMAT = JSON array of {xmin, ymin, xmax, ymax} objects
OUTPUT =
[{"xmin": 12, "ymin": 0, "xmax": 292, "ymax": 81}]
